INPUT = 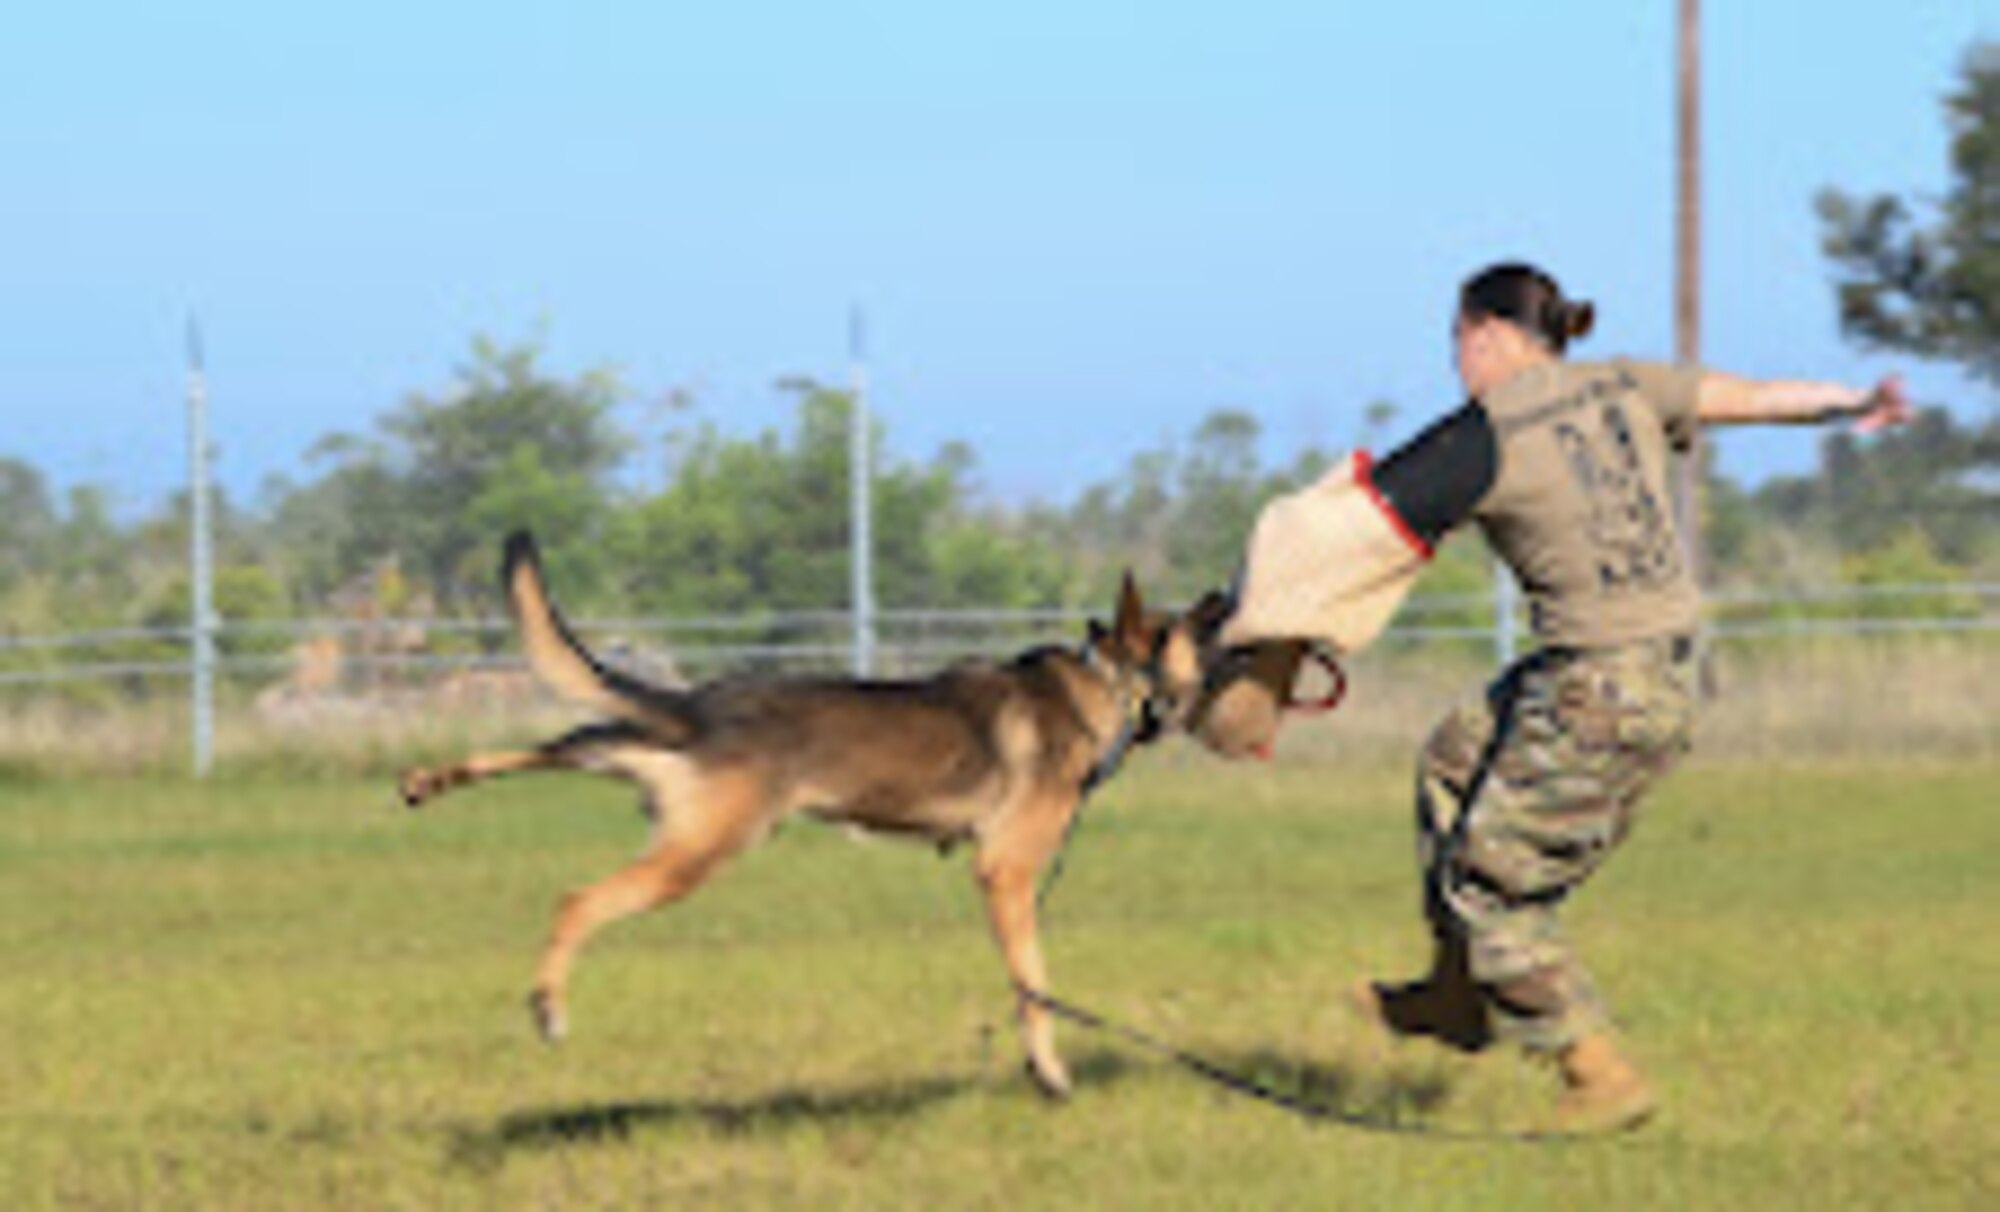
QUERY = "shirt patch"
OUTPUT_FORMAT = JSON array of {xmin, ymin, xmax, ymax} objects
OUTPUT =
[{"xmin": 1491, "ymin": 371, "xmax": 1638, "ymax": 440}]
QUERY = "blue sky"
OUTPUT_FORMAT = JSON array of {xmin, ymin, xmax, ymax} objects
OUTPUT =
[{"xmin": 0, "ymin": 1, "xmax": 1990, "ymax": 515}]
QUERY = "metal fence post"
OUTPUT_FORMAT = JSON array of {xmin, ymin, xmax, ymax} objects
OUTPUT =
[
  {"xmin": 1493, "ymin": 558, "xmax": 1519, "ymax": 667},
  {"xmin": 849, "ymin": 305, "xmax": 876, "ymax": 678},
  {"xmin": 187, "ymin": 315, "xmax": 216, "ymax": 777}
]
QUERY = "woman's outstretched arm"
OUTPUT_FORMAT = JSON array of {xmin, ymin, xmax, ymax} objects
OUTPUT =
[{"xmin": 1696, "ymin": 371, "xmax": 1910, "ymax": 431}]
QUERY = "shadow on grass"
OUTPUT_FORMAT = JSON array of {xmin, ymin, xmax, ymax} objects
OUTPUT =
[
  {"xmin": 446, "ymin": 1043, "xmax": 1466, "ymax": 1171},
  {"xmin": 447, "ymin": 1049, "xmax": 1144, "ymax": 1171},
  {"xmin": 1186, "ymin": 1046, "xmax": 1457, "ymax": 1132}
]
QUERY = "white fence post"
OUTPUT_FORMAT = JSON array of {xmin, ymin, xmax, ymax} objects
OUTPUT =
[
  {"xmin": 187, "ymin": 315, "xmax": 216, "ymax": 778},
  {"xmin": 848, "ymin": 305, "xmax": 876, "ymax": 678},
  {"xmin": 1493, "ymin": 558, "xmax": 1520, "ymax": 667}
]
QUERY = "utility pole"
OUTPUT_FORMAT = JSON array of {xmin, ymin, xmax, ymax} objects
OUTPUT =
[
  {"xmin": 848, "ymin": 305, "xmax": 876, "ymax": 678},
  {"xmin": 186, "ymin": 314, "xmax": 216, "ymax": 777},
  {"xmin": 1675, "ymin": 0, "xmax": 1705, "ymax": 586}
]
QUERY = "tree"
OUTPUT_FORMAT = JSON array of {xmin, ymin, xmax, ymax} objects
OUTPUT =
[
  {"xmin": 464, "ymin": 444, "xmax": 614, "ymax": 605},
  {"xmin": 1811, "ymin": 43, "xmax": 1999, "ymax": 578},
  {"xmin": 0, "ymin": 458, "xmax": 55, "ymax": 594},
  {"xmin": 280, "ymin": 335, "xmax": 631, "ymax": 610},
  {"xmin": 142, "ymin": 565, "xmax": 293, "ymax": 674},
  {"xmin": 612, "ymin": 379, "xmax": 1042, "ymax": 616},
  {"xmin": 1818, "ymin": 44, "xmax": 2000, "ymax": 383},
  {"xmin": 1166, "ymin": 409, "xmax": 1284, "ymax": 598},
  {"xmin": 48, "ymin": 486, "xmax": 136, "ymax": 622},
  {"xmin": 1747, "ymin": 407, "xmax": 1996, "ymax": 571}
]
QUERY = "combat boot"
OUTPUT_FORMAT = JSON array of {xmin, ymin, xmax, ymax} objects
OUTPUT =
[
  {"xmin": 1546, "ymin": 1033, "xmax": 1656, "ymax": 1135},
  {"xmin": 1348, "ymin": 936, "xmax": 1492, "ymax": 1053}
]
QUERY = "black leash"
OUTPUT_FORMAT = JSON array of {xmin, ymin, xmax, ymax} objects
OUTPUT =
[
  {"xmin": 1013, "ymin": 982, "xmax": 1534, "ymax": 1141},
  {"xmin": 1028, "ymin": 805, "xmax": 1530, "ymax": 1139},
  {"xmin": 1038, "ymin": 648, "xmax": 1149, "ymax": 915}
]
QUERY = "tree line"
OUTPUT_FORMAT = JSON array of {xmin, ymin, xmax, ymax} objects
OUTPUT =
[{"xmin": 0, "ymin": 336, "xmax": 1988, "ymax": 639}]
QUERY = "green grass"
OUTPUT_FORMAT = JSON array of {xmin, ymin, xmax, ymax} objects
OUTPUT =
[{"xmin": 1, "ymin": 753, "xmax": 1993, "ymax": 1210}]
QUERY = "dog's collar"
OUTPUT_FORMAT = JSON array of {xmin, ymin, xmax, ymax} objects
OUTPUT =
[{"xmin": 1074, "ymin": 640, "xmax": 1153, "ymax": 795}]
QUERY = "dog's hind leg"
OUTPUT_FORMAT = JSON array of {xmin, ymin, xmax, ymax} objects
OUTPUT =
[
  {"xmin": 398, "ymin": 722, "xmax": 639, "ymax": 809},
  {"xmin": 399, "ymin": 749, "xmax": 558, "ymax": 808},
  {"xmin": 974, "ymin": 796, "xmax": 1080, "ymax": 1099},
  {"xmin": 528, "ymin": 766, "xmax": 766, "ymax": 1043}
]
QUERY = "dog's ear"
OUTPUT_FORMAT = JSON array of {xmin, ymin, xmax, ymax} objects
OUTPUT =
[
  {"xmin": 1114, "ymin": 570, "xmax": 1147, "ymax": 656},
  {"xmin": 1187, "ymin": 586, "xmax": 1235, "ymax": 641}
]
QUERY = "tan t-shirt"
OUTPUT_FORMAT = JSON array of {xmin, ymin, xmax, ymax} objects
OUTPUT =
[{"xmin": 1473, "ymin": 358, "xmax": 1703, "ymax": 648}]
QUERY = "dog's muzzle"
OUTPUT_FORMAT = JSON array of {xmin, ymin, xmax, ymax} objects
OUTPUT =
[{"xmin": 1185, "ymin": 641, "xmax": 1307, "ymax": 759}]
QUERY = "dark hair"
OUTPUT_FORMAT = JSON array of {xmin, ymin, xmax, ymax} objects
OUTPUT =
[{"xmin": 1459, "ymin": 262, "xmax": 1596, "ymax": 354}]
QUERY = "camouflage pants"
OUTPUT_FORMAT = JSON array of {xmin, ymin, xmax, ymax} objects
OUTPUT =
[{"xmin": 1416, "ymin": 638, "xmax": 1696, "ymax": 1053}]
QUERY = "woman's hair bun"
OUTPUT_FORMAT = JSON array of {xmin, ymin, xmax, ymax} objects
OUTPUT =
[
  {"xmin": 1461, "ymin": 262, "xmax": 1597, "ymax": 355},
  {"xmin": 1562, "ymin": 300, "xmax": 1596, "ymax": 343}
]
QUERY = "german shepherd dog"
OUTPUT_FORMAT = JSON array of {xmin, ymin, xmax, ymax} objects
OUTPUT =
[{"xmin": 398, "ymin": 533, "xmax": 1173, "ymax": 1097}]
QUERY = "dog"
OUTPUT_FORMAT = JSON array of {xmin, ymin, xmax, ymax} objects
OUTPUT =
[{"xmin": 398, "ymin": 532, "xmax": 1173, "ymax": 1097}]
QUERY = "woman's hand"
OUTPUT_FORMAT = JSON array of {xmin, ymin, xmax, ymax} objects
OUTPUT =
[{"xmin": 1851, "ymin": 374, "xmax": 1912, "ymax": 434}]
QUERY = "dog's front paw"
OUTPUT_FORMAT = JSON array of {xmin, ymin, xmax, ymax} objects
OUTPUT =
[
  {"xmin": 528, "ymin": 987, "xmax": 568, "ymax": 1045},
  {"xmin": 1026, "ymin": 1056, "xmax": 1073, "ymax": 1101}
]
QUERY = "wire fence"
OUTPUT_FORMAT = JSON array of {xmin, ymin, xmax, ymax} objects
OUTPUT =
[
  {"xmin": 2, "ymin": 583, "xmax": 1994, "ymax": 695},
  {"xmin": 2, "ymin": 581, "xmax": 1992, "ymax": 775}
]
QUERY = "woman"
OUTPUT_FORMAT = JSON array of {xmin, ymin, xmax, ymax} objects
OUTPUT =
[{"xmin": 1349, "ymin": 263, "xmax": 1909, "ymax": 1134}]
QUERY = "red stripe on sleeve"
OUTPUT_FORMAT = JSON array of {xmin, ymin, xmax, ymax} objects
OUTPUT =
[{"xmin": 1353, "ymin": 450, "xmax": 1436, "ymax": 561}]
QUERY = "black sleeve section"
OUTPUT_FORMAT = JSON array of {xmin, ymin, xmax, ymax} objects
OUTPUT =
[{"xmin": 1370, "ymin": 400, "xmax": 1499, "ymax": 546}]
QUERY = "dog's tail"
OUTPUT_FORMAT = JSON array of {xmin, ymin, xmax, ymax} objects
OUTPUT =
[{"xmin": 502, "ymin": 531, "xmax": 697, "ymax": 744}]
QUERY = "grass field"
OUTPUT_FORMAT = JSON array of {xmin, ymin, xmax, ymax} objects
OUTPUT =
[{"xmin": 1, "ymin": 752, "xmax": 1993, "ymax": 1210}]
